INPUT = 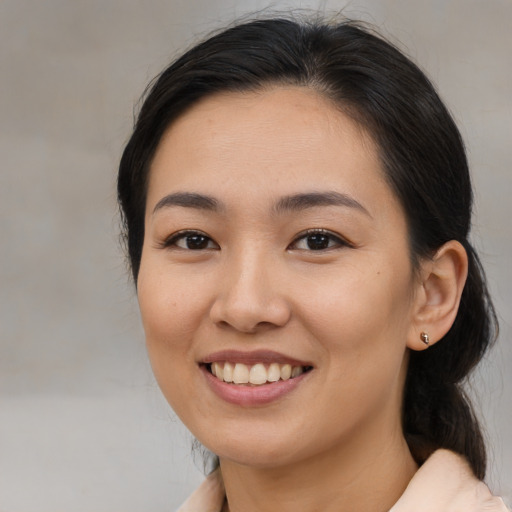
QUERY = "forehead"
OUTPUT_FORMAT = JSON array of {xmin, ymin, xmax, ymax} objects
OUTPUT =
[
  {"xmin": 153, "ymin": 86, "xmax": 376, "ymax": 163},
  {"xmin": 147, "ymin": 87, "xmax": 395, "ymax": 216}
]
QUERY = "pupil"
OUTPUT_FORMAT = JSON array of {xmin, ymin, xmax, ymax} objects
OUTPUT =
[
  {"xmin": 186, "ymin": 235, "xmax": 208, "ymax": 250},
  {"xmin": 307, "ymin": 234, "xmax": 329, "ymax": 250}
]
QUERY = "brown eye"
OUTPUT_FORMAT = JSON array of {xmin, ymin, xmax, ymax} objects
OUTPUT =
[
  {"xmin": 165, "ymin": 231, "xmax": 219, "ymax": 250},
  {"xmin": 305, "ymin": 233, "xmax": 332, "ymax": 250},
  {"xmin": 184, "ymin": 234, "xmax": 210, "ymax": 249},
  {"xmin": 290, "ymin": 229, "xmax": 350, "ymax": 251}
]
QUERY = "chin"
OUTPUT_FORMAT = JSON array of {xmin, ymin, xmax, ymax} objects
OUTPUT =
[
  {"xmin": 194, "ymin": 420, "xmax": 318, "ymax": 469},
  {"xmin": 215, "ymin": 441, "xmax": 303, "ymax": 469}
]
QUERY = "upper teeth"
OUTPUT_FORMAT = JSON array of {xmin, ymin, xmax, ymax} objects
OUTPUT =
[{"xmin": 211, "ymin": 362, "xmax": 305, "ymax": 385}]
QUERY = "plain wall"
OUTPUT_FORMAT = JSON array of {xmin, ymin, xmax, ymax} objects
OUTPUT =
[{"xmin": 1, "ymin": 0, "xmax": 510, "ymax": 510}]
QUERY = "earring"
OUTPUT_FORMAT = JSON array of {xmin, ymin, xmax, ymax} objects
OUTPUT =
[{"xmin": 420, "ymin": 332, "xmax": 430, "ymax": 348}]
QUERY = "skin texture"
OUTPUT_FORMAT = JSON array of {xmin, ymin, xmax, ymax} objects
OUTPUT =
[
  {"xmin": 178, "ymin": 450, "xmax": 510, "ymax": 512},
  {"xmin": 137, "ymin": 87, "xmax": 468, "ymax": 512}
]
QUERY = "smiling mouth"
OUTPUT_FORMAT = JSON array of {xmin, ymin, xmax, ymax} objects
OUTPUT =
[{"xmin": 205, "ymin": 362, "xmax": 313, "ymax": 386}]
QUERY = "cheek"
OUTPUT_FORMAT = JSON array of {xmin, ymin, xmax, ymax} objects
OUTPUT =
[
  {"xmin": 298, "ymin": 259, "xmax": 413, "ymax": 345},
  {"xmin": 294, "ymin": 259, "xmax": 414, "ymax": 404},
  {"xmin": 138, "ymin": 260, "xmax": 204, "ymax": 337},
  {"xmin": 136, "ymin": 263, "xmax": 214, "ymax": 420},
  {"xmin": 136, "ymin": 260, "xmax": 210, "ymax": 382}
]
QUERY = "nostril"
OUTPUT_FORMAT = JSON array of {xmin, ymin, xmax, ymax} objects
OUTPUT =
[
  {"xmin": 209, "ymin": 283, "xmax": 292, "ymax": 332},
  {"xmin": 214, "ymin": 319, "xmax": 280, "ymax": 334}
]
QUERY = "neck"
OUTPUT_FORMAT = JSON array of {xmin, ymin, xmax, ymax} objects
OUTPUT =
[{"xmin": 220, "ymin": 425, "xmax": 417, "ymax": 512}]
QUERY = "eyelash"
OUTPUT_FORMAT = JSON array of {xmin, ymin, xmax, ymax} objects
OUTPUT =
[
  {"xmin": 288, "ymin": 229, "xmax": 353, "ymax": 251},
  {"xmin": 161, "ymin": 228, "xmax": 352, "ymax": 252},
  {"xmin": 162, "ymin": 230, "xmax": 219, "ymax": 251}
]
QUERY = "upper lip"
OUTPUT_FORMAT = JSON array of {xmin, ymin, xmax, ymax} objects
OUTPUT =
[{"xmin": 200, "ymin": 350, "xmax": 313, "ymax": 367}]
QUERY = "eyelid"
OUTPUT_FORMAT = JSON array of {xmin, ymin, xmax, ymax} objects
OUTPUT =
[
  {"xmin": 158, "ymin": 228, "xmax": 352, "ymax": 251},
  {"xmin": 288, "ymin": 228, "xmax": 354, "ymax": 251},
  {"xmin": 160, "ymin": 229, "xmax": 219, "ymax": 250}
]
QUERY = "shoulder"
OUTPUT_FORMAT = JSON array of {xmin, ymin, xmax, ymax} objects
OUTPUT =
[{"xmin": 390, "ymin": 450, "xmax": 510, "ymax": 512}]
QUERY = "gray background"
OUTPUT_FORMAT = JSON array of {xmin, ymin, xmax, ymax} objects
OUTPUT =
[{"xmin": 1, "ymin": 0, "xmax": 510, "ymax": 510}]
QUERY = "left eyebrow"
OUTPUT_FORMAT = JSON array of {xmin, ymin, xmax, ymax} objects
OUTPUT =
[{"xmin": 273, "ymin": 191, "xmax": 372, "ymax": 218}]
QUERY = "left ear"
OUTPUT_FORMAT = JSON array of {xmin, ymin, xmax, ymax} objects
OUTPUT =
[{"xmin": 407, "ymin": 240, "xmax": 468, "ymax": 351}]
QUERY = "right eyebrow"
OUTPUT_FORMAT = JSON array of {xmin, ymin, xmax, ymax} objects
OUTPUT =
[{"xmin": 152, "ymin": 192, "xmax": 222, "ymax": 215}]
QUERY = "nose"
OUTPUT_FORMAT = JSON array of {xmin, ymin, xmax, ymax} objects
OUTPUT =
[{"xmin": 209, "ymin": 251, "xmax": 292, "ymax": 333}]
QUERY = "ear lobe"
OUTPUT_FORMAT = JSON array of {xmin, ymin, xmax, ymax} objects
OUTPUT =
[{"xmin": 407, "ymin": 240, "xmax": 468, "ymax": 351}]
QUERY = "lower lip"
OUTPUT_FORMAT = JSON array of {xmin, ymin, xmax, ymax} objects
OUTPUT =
[{"xmin": 201, "ymin": 365, "xmax": 311, "ymax": 406}]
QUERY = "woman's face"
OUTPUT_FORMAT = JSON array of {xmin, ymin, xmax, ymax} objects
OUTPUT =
[{"xmin": 138, "ymin": 87, "xmax": 420, "ymax": 468}]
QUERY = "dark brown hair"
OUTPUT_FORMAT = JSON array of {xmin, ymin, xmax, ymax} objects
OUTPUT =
[{"xmin": 118, "ymin": 17, "xmax": 497, "ymax": 479}]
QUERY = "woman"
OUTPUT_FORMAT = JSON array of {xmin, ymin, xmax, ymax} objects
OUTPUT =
[{"xmin": 118, "ymin": 17, "xmax": 508, "ymax": 512}]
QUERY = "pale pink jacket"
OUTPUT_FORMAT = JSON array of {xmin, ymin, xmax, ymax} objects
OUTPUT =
[{"xmin": 177, "ymin": 450, "xmax": 509, "ymax": 512}]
